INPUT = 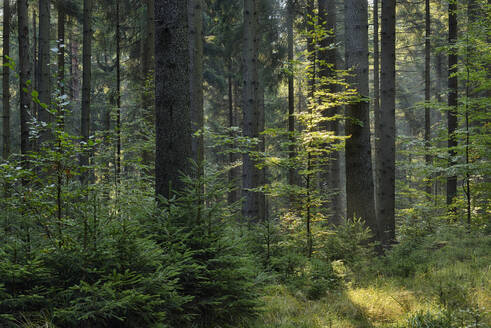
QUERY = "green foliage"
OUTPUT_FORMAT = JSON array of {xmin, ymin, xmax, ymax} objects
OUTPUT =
[
  {"xmin": 317, "ymin": 217, "xmax": 374, "ymax": 265},
  {"xmin": 151, "ymin": 168, "xmax": 260, "ymax": 328},
  {"xmin": 304, "ymin": 259, "xmax": 340, "ymax": 300}
]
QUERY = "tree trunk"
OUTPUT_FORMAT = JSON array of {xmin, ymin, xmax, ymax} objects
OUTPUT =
[
  {"xmin": 80, "ymin": 0, "xmax": 93, "ymax": 185},
  {"xmin": 2, "ymin": 0, "xmax": 10, "ymax": 159},
  {"xmin": 306, "ymin": 0, "xmax": 315, "ymax": 100},
  {"xmin": 424, "ymin": 0, "xmax": 431, "ymax": 197},
  {"xmin": 141, "ymin": 0, "xmax": 155, "ymax": 173},
  {"xmin": 116, "ymin": 0, "xmax": 121, "ymax": 185},
  {"xmin": 242, "ymin": 0, "xmax": 261, "ymax": 221},
  {"xmin": 38, "ymin": 0, "xmax": 51, "ymax": 143},
  {"xmin": 189, "ymin": 0, "xmax": 204, "ymax": 170},
  {"xmin": 18, "ymin": 0, "xmax": 31, "ymax": 164},
  {"xmin": 258, "ymin": 79, "xmax": 266, "ymax": 221},
  {"xmin": 287, "ymin": 0, "xmax": 295, "ymax": 194},
  {"xmin": 155, "ymin": 0, "xmax": 192, "ymax": 199},
  {"xmin": 447, "ymin": 1, "xmax": 458, "ymax": 208},
  {"xmin": 69, "ymin": 27, "xmax": 81, "ymax": 101},
  {"xmin": 58, "ymin": 3, "xmax": 66, "ymax": 129},
  {"xmin": 465, "ymin": 0, "xmax": 478, "ymax": 225},
  {"xmin": 319, "ymin": 0, "xmax": 342, "ymax": 225},
  {"xmin": 228, "ymin": 61, "xmax": 239, "ymax": 205},
  {"xmin": 344, "ymin": 0, "xmax": 378, "ymax": 239},
  {"xmin": 377, "ymin": 0, "xmax": 396, "ymax": 244},
  {"xmin": 373, "ymin": 0, "xmax": 380, "ymax": 212},
  {"xmin": 32, "ymin": 9, "xmax": 38, "ymax": 124}
]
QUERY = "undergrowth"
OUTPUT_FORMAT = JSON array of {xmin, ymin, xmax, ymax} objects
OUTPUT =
[{"xmin": 252, "ymin": 222, "xmax": 490, "ymax": 328}]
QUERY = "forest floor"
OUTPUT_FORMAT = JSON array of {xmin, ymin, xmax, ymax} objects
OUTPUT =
[{"xmin": 252, "ymin": 226, "xmax": 491, "ymax": 328}]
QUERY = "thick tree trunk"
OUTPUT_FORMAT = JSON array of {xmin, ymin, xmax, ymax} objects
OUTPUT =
[
  {"xmin": 447, "ymin": 1, "xmax": 458, "ymax": 207},
  {"xmin": 2, "ymin": 0, "xmax": 10, "ymax": 159},
  {"xmin": 80, "ymin": 0, "xmax": 93, "ymax": 185},
  {"xmin": 242, "ymin": 0, "xmax": 261, "ymax": 221},
  {"xmin": 69, "ymin": 27, "xmax": 81, "ymax": 101},
  {"xmin": 18, "ymin": 0, "xmax": 31, "ymax": 163},
  {"xmin": 377, "ymin": 0, "xmax": 396, "ymax": 244},
  {"xmin": 189, "ymin": 0, "xmax": 204, "ymax": 171},
  {"xmin": 154, "ymin": 0, "xmax": 192, "ymax": 199},
  {"xmin": 344, "ymin": 0, "xmax": 378, "ymax": 239},
  {"xmin": 319, "ymin": 0, "xmax": 342, "ymax": 225},
  {"xmin": 141, "ymin": 0, "xmax": 155, "ymax": 173},
  {"xmin": 424, "ymin": 0, "xmax": 431, "ymax": 197},
  {"xmin": 373, "ymin": 0, "xmax": 380, "ymax": 212},
  {"xmin": 38, "ymin": 0, "xmax": 51, "ymax": 143}
]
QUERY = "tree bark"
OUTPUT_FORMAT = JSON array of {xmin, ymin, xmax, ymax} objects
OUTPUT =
[
  {"xmin": 189, "ymin": 0, "xmax": 204, "ymax": 171},
  {"xmin": 116, "ymin": 0, "xmax": 121, "ymax": 185},
  {"xmin": 32, "ymin": 9, "xmax": 38, "ymax": 124},
  {"xmin": 58, "ymin": 3, "xmax": 66, "ymax": 129},
  {"xmin": 377, "ymin": 0, "xmax": 396, "ymax": 244},
  {"xmin": 18, "ymin": 0, "xmax": 31, "ymax": 163},
  {"xmin": 2, "ymin": 0, "xmax": 10, "ymax": 159},
  {"xmin": 373, "ymin": 0, "xmax": 380, "ymax": 211},
  {"xmin": 319, "ymin": 0, "xmax": 342, "ymax": 225},
  {"xmin": 155, "ymin": 0, "xmax": 192, "ymax": 199},
  {"xmin": 344, "ymin": 0, "xmax": 378, "ymax": 239},
  {"xmin": 287, "ymin": 0, "xmax": 296, "ymax": 194},
  {"xmin": 38, "ymin": 0, "xmax": 51, "ymax": 143},
  {"xmin": 80, "ymin": 0, "xmax": 93, "ymax": 185},
  {"xmin": 69, "ymin": 27, "xmax": 80, "ymax": 101},
  {"xmin": 141, "ymin": 0, "xmax": 155, "ymax": 173},
  {"xmin": 242, "ymin": 0, "xmax": 261, "ymax": 220},
  {"xmin": 424, "ymin": 0, "xmax": 432, "ymax": 197},
  {"xmin": 228, "ymin": 61, "xmax": 239, "ymax": 205},
  {"xmin": 447, "ymin": 1, "xmax": 458, "ymax": 207}
]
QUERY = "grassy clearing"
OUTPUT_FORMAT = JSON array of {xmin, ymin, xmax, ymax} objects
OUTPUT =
[{"xmin": 252, "ymin": 226, "xmax": 491, "ymax": 328}]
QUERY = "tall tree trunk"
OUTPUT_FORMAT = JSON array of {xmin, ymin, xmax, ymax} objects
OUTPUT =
[
  {"xmin": 58, "ymin": 3, "xmax": 66, "ymax": 128},
  {"xmin": 189, "ymin": 0, "xmax": 204, "ymax": 170},
  {"xmin": 141, "ymin": 0, "xmax": 155, "ymax": 173},
  {"xmin": 80, "ymin": 0, "xmax": 93, "ymax": 185},
  {"xmin": 447, "ymin": 1, "xmax": 458, "ymax": 208},
  {"xmin": 424, "ymin": 0, "xmax": 432, "ymax": 197},
  {"xmin": 319, "ymin": 0, "xmax": 342, "ymax": 225},
  {"xmin": 373, "ymin": 0, "xmax": 380, "ymax": 212},
  {"xmin": 56, "ymin": 2, "xmax": 66, "ymax": 236},
  {"xmin": 18, "ymin": 0, "xmax": 31, "ymax": 164},
  {"xmin": 465, "ymin": 0, "xmax": 478, "ymax": 225},
  {"xmin": 38, "ymin": 0, "xmax": 51, "ymax": 143},
  {"xmin": 344, "ymin": 0, "xmax": 378, "ymax": 239},
  {"xmin": 242, "ymin": 0, "xmax": 261, "ymax": 221},
  {"xmin": 228, "ymin": 61, "xmax": 239, "ymax": 204},
  {"xmin": 154, "ymin": 0, "xmax": 191, "ymax": 199},
  {"xmin": 287, "ymin": 0, "xmax": 296, "ymax": 196},
  {"xmin": 116, "ymin": 0, "xmax": 121, "ymax": 185},
  {"xmin": 69, "ymin": 26, "xmax": 80, "ymax": 101},
  {"xmin": 306, "ymin": 0, "xmax": 315, "ymax": 100},
  {"xmin": 2, "ymin": 0, "xmax": 10, "ymax": 159},
  {"xmin": 377, "ymin": 0, "xmax": 396, "ymax": 244},
  {"xmin": 32, "ymin": 9, "xmax": 38, "ymax": 123},
  {"xmin": 258, "ymin": 80, "xmax": 266, "ymax": 221}
]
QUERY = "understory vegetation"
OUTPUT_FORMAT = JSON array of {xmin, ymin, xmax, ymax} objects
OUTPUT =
[{"xmin": 0, "ymin": 157, "xmax": 489, "ymax": 327}]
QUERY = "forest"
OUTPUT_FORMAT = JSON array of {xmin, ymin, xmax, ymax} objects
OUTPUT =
[{"xmin": 0, "ymin": 0, "xmax": 489, "ymax": 327}]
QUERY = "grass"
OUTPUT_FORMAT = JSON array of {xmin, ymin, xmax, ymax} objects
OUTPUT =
[{"xmin": 252, "ymin": 225, "xmax": 491, "ymax": 328}]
